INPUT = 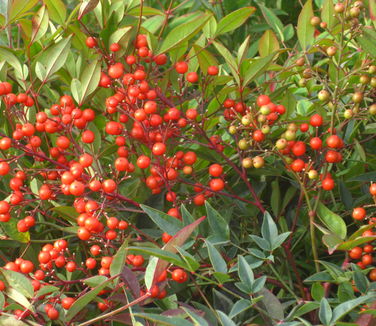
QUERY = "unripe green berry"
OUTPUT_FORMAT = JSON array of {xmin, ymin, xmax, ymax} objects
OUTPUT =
[
  {"xmin": 238, "ymin": 139, "xmax": 249, "ymax": 150},
  {"xmin": 276, "ymin": 139, "xmax": 288, "ymax": 150},
  {"xmin": 344, "ymin": 109, "xmax": 353, "ymax": 119},
  {"xmin": 308, "ymin": 169, "xmax": 318, "ymax": 179}
]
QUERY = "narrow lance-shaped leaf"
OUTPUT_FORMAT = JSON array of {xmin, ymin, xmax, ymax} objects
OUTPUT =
[
  {"xmin": 79, "ymin": 60, "xmax": 101, "ymax": 105},
  {"xmin": 258, "ymin": 4, "xmax": 284, "ymax": 41},
  {"xmin": 78, "ymin": 0, "xmax": 99, "ymax": 20},
  {"xmin": 66, "ymin": 277, "xmax": 114, "ymax": 321},
  {"xmin": 38, "ymin": 35, "xmax": 72, "ymax": 82},
  {"xmin": 31, "ymin": 5, "xmax": 49, "ymax": 44},
  {"xmin": 146, "ymin": 215, "xmax": 206, "ymax": 289},
  {"xmin": 238, "ymin": 256, "xmax": 254, "ymax": 291},
  {"xmin": 157, "ymin": 13, "xmax": 212, "ymax": 54},
  {"xmin": 297, "ymin": 0, "xmax": 315, "ymax": 50},
  {"xmin": 213, "ymin": 41, "xmax": 240, "ymax": 85},
  {"xmin": 44, "ymin": 0, "xmax": 66, "ymax": 25},
  {"xmin": 321, "ymin": 0, "xmax": 336, "ymax": 30},
  {"xmin": 8, "ymin": 0, "xmax": 38, "ymax": 24},
  {"xmin": 215, "ymin": 7, "xmax": 256, "ymax": 36}
]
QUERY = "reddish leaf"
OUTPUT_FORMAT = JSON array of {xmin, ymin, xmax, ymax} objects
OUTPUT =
[{"xmin": 146, "ymin": 216, "xmax": 206, "ymax": 290}]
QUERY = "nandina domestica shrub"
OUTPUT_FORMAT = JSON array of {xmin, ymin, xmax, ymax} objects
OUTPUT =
[{"xmin": 0, "ymin": 0, "xmax": 376, "ymax": 325}]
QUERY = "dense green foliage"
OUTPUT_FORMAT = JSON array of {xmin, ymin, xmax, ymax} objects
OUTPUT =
[{"xmin": 0, "ymin": 0, "xmax": 376, "ymax": 325}]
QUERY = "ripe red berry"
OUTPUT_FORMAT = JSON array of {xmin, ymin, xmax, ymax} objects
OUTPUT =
[
  {"xmin": 186, "ymin": 72, "xmax": 198, "ymax": 83},
  {"xmin": 310, "ymin": 114, "xmax": 323, "ymax": 127},
  {"xmin": 207, "ymin": 65, "xmax": 219, "ymax": 75},
  {"xmin": 175, "ymin": 61, "xmax": 188, "ymax": 74},
  {"xmin": 86, "ymin": 37, "xmax": 97, "ymax": 48},
  {"xmin": 171, "ymin": 268, "xmax": 188, "ymax": 283},
  {"xmin": 257, "ymin": 95, "xmax": 270, "ymax": 107},
  {"xmin": 352, "ymin": 207, "xmax": 366, "ymax": 220}
]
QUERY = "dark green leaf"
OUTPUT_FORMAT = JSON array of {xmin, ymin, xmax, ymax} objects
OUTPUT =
[
  {"xmin": 316, "ymin": 202, "xmax": 347, "ymax": 240},
  {"xmin": 206, "ymin": 240, "xmax": 227, "ymax": 274}
]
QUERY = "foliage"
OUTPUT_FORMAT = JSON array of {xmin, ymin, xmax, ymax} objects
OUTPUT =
[{"xmin": 0, "ymin": 0, "xmax": 375, "ymax": 325}]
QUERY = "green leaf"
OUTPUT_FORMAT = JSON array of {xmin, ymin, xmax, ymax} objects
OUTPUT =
[
  {"xmin": 261, "ymin": 211, "xmax": 278, "ymax": 246},
  {"xmin": 31, "ymin": 5, "xmax": 49, "ymax": 44},
  {"xmin": 357, "ymin": 27, "xmax": 376, "ymax": 58},
  {"xmin": 51, "ymin": 206, "xmax": 79, "ymax": 224},
  {"xmin": 35, "ymin": 285, "xmax": 59, "ymax": 297},
  {"xmin": 37, "ymin": 36, "xmax": 72, "ymax": 82},
  {"xmin": 297, "ymin": 0, "xmax": 315, "ymax": 50},
  {"xmin": 0, "ymin": 218, "xmax": 30, "ymax": 243},
  {"xmin": 66, "ymin": 277, "xmax": 113, "ymax": 321},
  {"xmin": 311, "ymin": 282, "xmax": 325, "ymax": 301},
  {"xmin": 258, "ymin": 4, "xmax": 284, "ymax": 41},
  {"xmin": 78, "ymin": 0, "xmax": 99, "ymax": 20},
  {"xmin": 202, "ymin": 15, "xmax": 217, "ymax": 39},
  {"xmin": 217, "ymin": 310, "xmax": 236, "ymax": 326},
  {"xmin": 140, "ymin": 204, "xmax": 182, "ymax": 236},
  {"xmin": 8, "ymin": 0, "xmax": 38, "ymax": 23},
  {"xmin": 259, "ymin": 29, "xmax": 280, "ymax": 57},
  {"xmin": 215, "ymin": 7, "xmax": 256, "ymax": 36},
  {"xmin": 205, "ymin": 240, "xmax": 227, "ymax": 274},
  {"xmin": 238, "ymin": 255, "xmax": 254, "ymax": 291},
  {"xmin": 157, "ymin": 13, "xmax": 212, "ymax": 54},
  {"xmin": 353, "ymin": 270, "xmax": 369, "ymax": 294},
  {"xmin": 242, "ymin": 52, "xmax": 277, "ymax": 87},
  {"xmin": 237, "ymin": 35, "xmax": 251, "ymax": 64},
  {"xmin": 182, "ymin": 307, "xmax": 209, "ymax": 326},
  {"xmin": 212, "ymin": 40, "xmax": 240, "ymax": 85},
  {"xmin": 0, "ymin": 268, "xmax": 33, "ymax": 298},
  {"xmin": 205, "ymin": 201, "xmax": 229, "ymax": 242},
  {"xmin": 110, "ymin": 239, "xmax": 128, "ymax": 281},
  {"xmin": 132, "ymin": 313, "xmax": 194, "ymax": 326},
  {"xmin": 79, "ymin": 60, "xmax": 101, "ymax": 105},
  {"xmin": 229, "ymin": 299, "xmax": 252, "ymax": 318},
  {"xmin": 258, "ymin": 288, "xmax": 284, "ymax": 320},
  {"xmin": 321, "ymin": 0, "xmax": 336, "ymax": 29},
  {"xmin": 71, "ymin": 78, "xmax": 82, "ymax": 104},
  {"xmin": 4, "ymin": 288, "xmax": 34, "ymax": 312},
  {"xmin": 316, "ymin": 202, "xmax": 347, "ymax": 240},
  {"xmin": 319, "ymin": 298, "xmax": 332, "ymax": 326},
  {"xmin": 0, "ymin": 47, "xmax": 23, "ymax": 75},
  {"xmin": 44, "ymin": 0, "xmax": 66, "ymax": 25},
  {"xmin": 194, "ymin": 45, "xmax": 218, "ymax": 75},
  {"xmin": 330, "ymin": 294, "xmax": 376, "ymax": 325}
]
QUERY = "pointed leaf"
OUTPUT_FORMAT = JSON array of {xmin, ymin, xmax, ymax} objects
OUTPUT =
[
  {"xmin": 38, "ymin": 36, "xmax": 72, "ymax": 82},
  {"xmin": 205, "ymin": 240, "xmax": 227, "ymax": 274},
  {"xmin": 157, "ymin": 14, "xmax": 212, "ymax": 54},
  {"xmin": 31, "ymin": 5, "xmax": 49, "ymax": 44},
  {"xmin": 242, "ymin": 52, "xmax": 277, "ymax": 87},
  {"xmin": 316, "ymin": 202, "xmax": 347, "ymax": 240},
  {"xmin": 319, "ymin": 298, "xmax": 332, "ymax": 326},
  {"xmin": 258, "ymin": 4, "xmax": 284, "ymax": 41},
  {"xmin": 78, "ymin": 0, "xmax": 99, "ymax": 20},
  {"xmin": 44, "ymin": 0, "xmax": 66, "ymax": 25},
  {"xmin": 216, "ymin": 7, "xmax": 255, "ymax": 36},
  {"xmin": 297, "ymin": 0, "xmax": 315, "ymax": 50},
  {"xmin": 8, "ymin": 0, "xmax": 38, "ymax": 23},
  {"xmin": 79, "ymin": 60, "xmax": 101, "ymax": 105},
  {"xmin": 110, "ymin": 239, "xmax": 128, "ymax": 281},
  {"xmin": 205, "ymin": 201, "xmax": 229, "ymax": 241},
  {"xmin": 238, "ymin": 255, "xmax": 254, "ymax": 291},
  {"xmin": 321, "ymin": 0, "xmax": 336, "ymax": 29},
  {"xmin": 259, "ymin": 29, "xmax": 280, "ymax": 57},
  {"xmin": 148, "ymin": 216, "xmax": 206, "ymax": 289},
  {"xmin": 140, "ymin": 204, "xmax": 182, "ymax": 236}
]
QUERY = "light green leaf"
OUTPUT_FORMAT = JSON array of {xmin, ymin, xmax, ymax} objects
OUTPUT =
[
  {"xmin": 242, "ymin": 52, "xmax": 277, "ymax": 87},
  {"xmin": 79, "ymin": 60, "xmax": 101, "ymax": 105},
  {"xmin": 321, "ymin": 0, "xmax": 336, "ymax": 29},
  {"xmin": 140, "ymin": 204, "xmax": 182, "ymax": 235},
  {"xmin": 297, "ymin": 0, "xmax": 315, "ymax": 50},
  {"xmin": 157, "ymin": 13, "xmax": 212, "ymax": 54},
  {"xmin": 0, "ymin": 47, "xmax": 23, "ymax": 75},
  {"xmin": 216, "ymin": 7, "xmax": 256, "ymax": 36},
  {"xmin": 38, "ymin": 36, "xmax": 72, "ymax": 82},
  {"xmin": 238, "ymin": 255, "xmax": 254, "ymax": 291},
  {"xmin": 8, "ymin": 0, "xmax": 38, "ymax": 23},
  {"xmin": 316, "ymin": 202, "xmax": 347, "ymax": 240},
  {"xmin": 44, "ymin": 0, "xmax": 66, "ymax": 25},
  {"xmin": 212, "ymin": 40, "xmax": 240, "ymax": 85},
  {"xmin": 0, "ymin": 268, "xmax": 34, "ymax": 298},
  {"xmin": 31, "ymin": 5, "xmax": 49, "ymax": 44},
  {"xmin": 259, "ymin": 30, "xmax": 280, "ymax": 57},
  {"xmin": 71, "ymin": 78, "xmax": 82, "ymax": 104}
]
